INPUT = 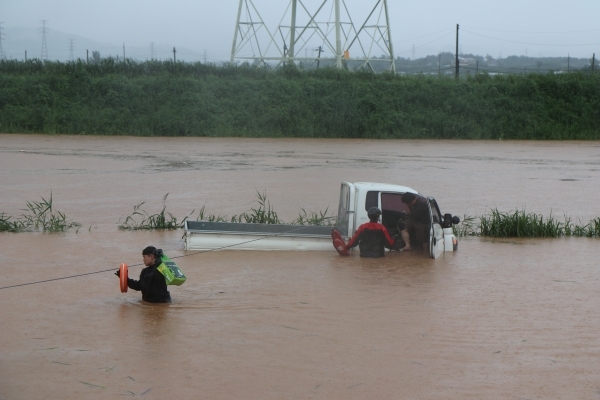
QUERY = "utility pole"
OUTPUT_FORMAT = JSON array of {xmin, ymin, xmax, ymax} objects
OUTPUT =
[
  {"xmin": 593, "ymin": 53, "xmax": 596, "ymax": 72},
  {"xmin": 316, "ymin": 46, "xmax": 324, "ymax": 69},
  {"xmin": 25, "ymin": 50, "xmax": 28, "ymax": 61},
  {"xmin": 86, "ymin": 49, "xmax": 89, "ymax": 63},
  {"xmin": 122, "ymin": 43, "xmax": 125, "ymax": 62},
  {"xmin": 438, "ymin": 53, "xmax": 441, "ymax": 76},
  {"xmin": 230, "ymin": 0, "xmax": 244, "ymax": 63},
  {"xmin": 334, "ymin": 0, "xmax": 342, "ymax": 69},
  {"xmin": 289, "ymin": 0, "xmax": 297, "ymax": 64},
  {"xmin": 455, "ymin": 24, "xmax": 459, "ymax": 78},
  {"xmin": 0, "ymin": 22, "xmax": 5, "ymax": 60},
  {"xmin": 40, "ymin": 20, "xmax": 49, "ymax": 60},
  {"xmin": 173, "ymin": 47, "xmax": 176, "ymax": 63},
  {"xmin": 567, "ymin": 54, "xmax": 570, "ymax": 72},
  {"xmin": 150, "ymin": 43, "xmax": 155, "ymax": 60},
  {"xmin": 383, "ymin": 0, "xmax": 396, "ymax": 73},
  {"xmin": 69, "ymin": 39, "xmax": 74, "ymax": 61}
]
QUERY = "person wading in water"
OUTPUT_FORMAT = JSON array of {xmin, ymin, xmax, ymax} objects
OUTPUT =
[
  {"xmin": 115, "ymin": 246, "xmax": 171, "ymax": 303},
  {"xmin": 346, "ymin": 207, "xmax": 395, "ymax": 258},
  {"xmin": 398, "ymin": 192, "xmax": 431, "ymax": 252}
]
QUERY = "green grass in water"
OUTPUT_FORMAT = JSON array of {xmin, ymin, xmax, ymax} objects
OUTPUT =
[
  {"xmin": 454, "ymin": 209, "xmax": 599, "ymax": 238},
  {"xmin": 0, "ymin": 193, "xmax": 80, "ymax": 232},
  {"xmin": 118, "ymin": 193, "xmax": 191, "ymax": 230}
]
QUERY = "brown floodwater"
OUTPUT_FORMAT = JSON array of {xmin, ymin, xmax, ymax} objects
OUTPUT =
[{"xmin": 1, "ymin": 134, "xmax": 599, "ymax": 399}]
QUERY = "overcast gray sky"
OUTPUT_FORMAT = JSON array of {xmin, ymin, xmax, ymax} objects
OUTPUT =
[{"xmin": 2, "ymin": 0, "xmax": 600, "ymax": 62}]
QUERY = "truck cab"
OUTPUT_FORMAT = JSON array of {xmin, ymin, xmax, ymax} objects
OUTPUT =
[{"xmin": 337, "ymin": 182, "xmax": 459, "ymax": 259}]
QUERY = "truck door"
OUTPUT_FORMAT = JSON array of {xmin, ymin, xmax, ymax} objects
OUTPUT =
[
  {"xmin": 427, "ymin": 197, "xmax": 444, "ymax": 259},
  {"xmin": 337, "ymin": 182, "xmax": 356, "ymax": 237}
]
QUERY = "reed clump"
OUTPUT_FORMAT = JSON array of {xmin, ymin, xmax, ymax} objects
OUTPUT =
[
  {"xmin": 229, "ymin": 191, "xmax": 281, "ymax": 224},
  {"xmin": 196, "ymin": 191, "xmax": 336, "ymax": 226},
  {"xmin": 454, "ymin": 209, "xmax": 599, "ymax": 238},
  {"xmin": 118, "ymin": 193, "xmax": 192, "ymax": 230},
  {"xmin": 0, "ymin": 194, "xmax": 81, "ymax": 232},
  {"xmin": 119, "ymin": 191, "xmax": 336, "ymax": 229},
  {"xmin": 0, "ymin": 213, "xmax": 22, "ymax": 232},
  {"xmin": 291, "ymin": 208, "xmax": 337, "ymax": 226}
]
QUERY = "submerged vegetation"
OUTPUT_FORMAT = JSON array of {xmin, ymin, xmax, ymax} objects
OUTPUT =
[
  {"xmin": 2, "ymin": 192, "xmax": 597, "ymax": 238},
  {"xmin": 1, "ymin": 59, "xmax": 599, "ymax": 139},
  {"xmin": 119, "ymin": 192, "xmax": 597, "ymax": 237},
  {"xmin": 229, "ymin": 191, "xmax": 281, "ymax": 224},
  {"xmin": 0, "ymin": 194, "xmax": 81, "ymax": 232},
  {"xmin": 454, "ymin": 209, "xmax": 600, "ymax": 238},
  {"xmin": 118, "ymin": 191, "xmax": 336, "ymax": 230},
  {"xmin": 118, "ymin": 194, "xmax": 192, "ymax": 230}
]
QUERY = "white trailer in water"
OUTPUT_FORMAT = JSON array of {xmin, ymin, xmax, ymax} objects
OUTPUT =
[{"xmin": 184, "ymin": 182, "xmax": 460, "ymax": 259}]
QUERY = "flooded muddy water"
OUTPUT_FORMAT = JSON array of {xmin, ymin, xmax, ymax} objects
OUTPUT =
[{"xmin": 1, "ymin": 135, "xmax": 599, "ymax": 399}]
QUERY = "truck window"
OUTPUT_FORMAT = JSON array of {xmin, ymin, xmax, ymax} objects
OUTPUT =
[
  {"xmin": 381, "ymin": 193, "xmax": 409, "ymax": 231},
  {"xmin": 337, "ymin": 184, "xmax": 352, "ymax": 236},
  {"xmin": 428, "ymin": 198, "xmax": 442, "ymax": 224},
  {"xmin": 365, "ymin": 191, "xmax": 379, "ymax": 211}
]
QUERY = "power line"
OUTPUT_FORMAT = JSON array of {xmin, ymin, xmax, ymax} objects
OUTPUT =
[
  {"xmin": 462, "ymin": 26, "xmax": 600, "ymax": 34},
  {"xmin": 391, "ymin": 27, "xmax": 455, "ymax": 45},
  {"xmin": 462, "ymin": 29, "xmax": 600, "ymax": 47},
  {"xmin": 395, "ymin": 31, "xmax": 454, "ymax": 55}
]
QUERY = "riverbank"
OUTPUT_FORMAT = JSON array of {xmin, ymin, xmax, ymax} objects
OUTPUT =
[{"xmin": 1, "ymin": 60, "xmax": 599, "ymax": 139}]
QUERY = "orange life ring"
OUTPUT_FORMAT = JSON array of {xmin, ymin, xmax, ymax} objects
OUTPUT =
[
  {"xmin": 119, "ymin": 263, "xmax": 128, "ymax": 293},
  {"xmin": 331, "ymin": 228, "xmax": 349, "ymax": 256}
]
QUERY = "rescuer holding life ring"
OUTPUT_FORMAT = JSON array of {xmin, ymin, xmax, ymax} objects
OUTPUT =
[
  {"xmin": 345, "ymin": 207, "xmax": 395, "ymax": 258},
  {"xmin": 115, "ymin": 246, "xmax": 171, "ymax": 303}
]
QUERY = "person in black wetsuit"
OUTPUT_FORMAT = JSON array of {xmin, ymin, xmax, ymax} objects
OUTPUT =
[
  {"xmin": 115, "ymin": 246, "xmax": 171, "ymax": 303},
  {"xmin": 399, "ymin": 192, "xmax": 431, "ymax": 252},
  {"xmin": 346, "ymin": 207, "xmax": 395, "ymax": 258}
]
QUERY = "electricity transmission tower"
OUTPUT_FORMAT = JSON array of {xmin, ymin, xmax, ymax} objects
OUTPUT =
[
  {"xmin": 69, "ymin": 39, "xmax": 74, "ymax": 61},
  {"xmin": 0, "ymin": 22, "xmax": 5, "ymax": 60},
  {"xmin": 230, "ymin": 0, "xmax": 395, "ymax": 73},
  {"xmin": 40, "ymin": 20, "xmax": 49, "ymax": 60}
]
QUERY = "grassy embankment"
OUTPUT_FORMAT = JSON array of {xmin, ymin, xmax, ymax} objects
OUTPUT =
[{"xmin": 0, "ymin": 59, "xmax": 599, "ymax": 139}]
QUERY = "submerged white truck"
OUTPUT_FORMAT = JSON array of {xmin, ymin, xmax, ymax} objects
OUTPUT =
[{"xmin": 184, "ymin": 182, "xmax": 460, "ymax": 258}]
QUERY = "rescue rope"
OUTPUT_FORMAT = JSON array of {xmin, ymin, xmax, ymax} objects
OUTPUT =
[{"xmin": 0, "ymin": 225, "xmax": 328, "ymax": 290}]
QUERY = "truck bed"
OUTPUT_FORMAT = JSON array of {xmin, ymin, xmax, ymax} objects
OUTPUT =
[{"xmin": 184, "ymin": 221, "xmax": 335, "ymax": 251}]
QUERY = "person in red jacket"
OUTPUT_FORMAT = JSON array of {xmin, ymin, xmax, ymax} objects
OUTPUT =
[{"xmin": 346, "ymin": 207, "xmax": 395, "ymax": 258}]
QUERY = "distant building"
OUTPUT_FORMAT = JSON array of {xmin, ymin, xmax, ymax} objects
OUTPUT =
[{"xmin": 457, "ymin": 57, "xmax": 477, "ymax": 66}]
